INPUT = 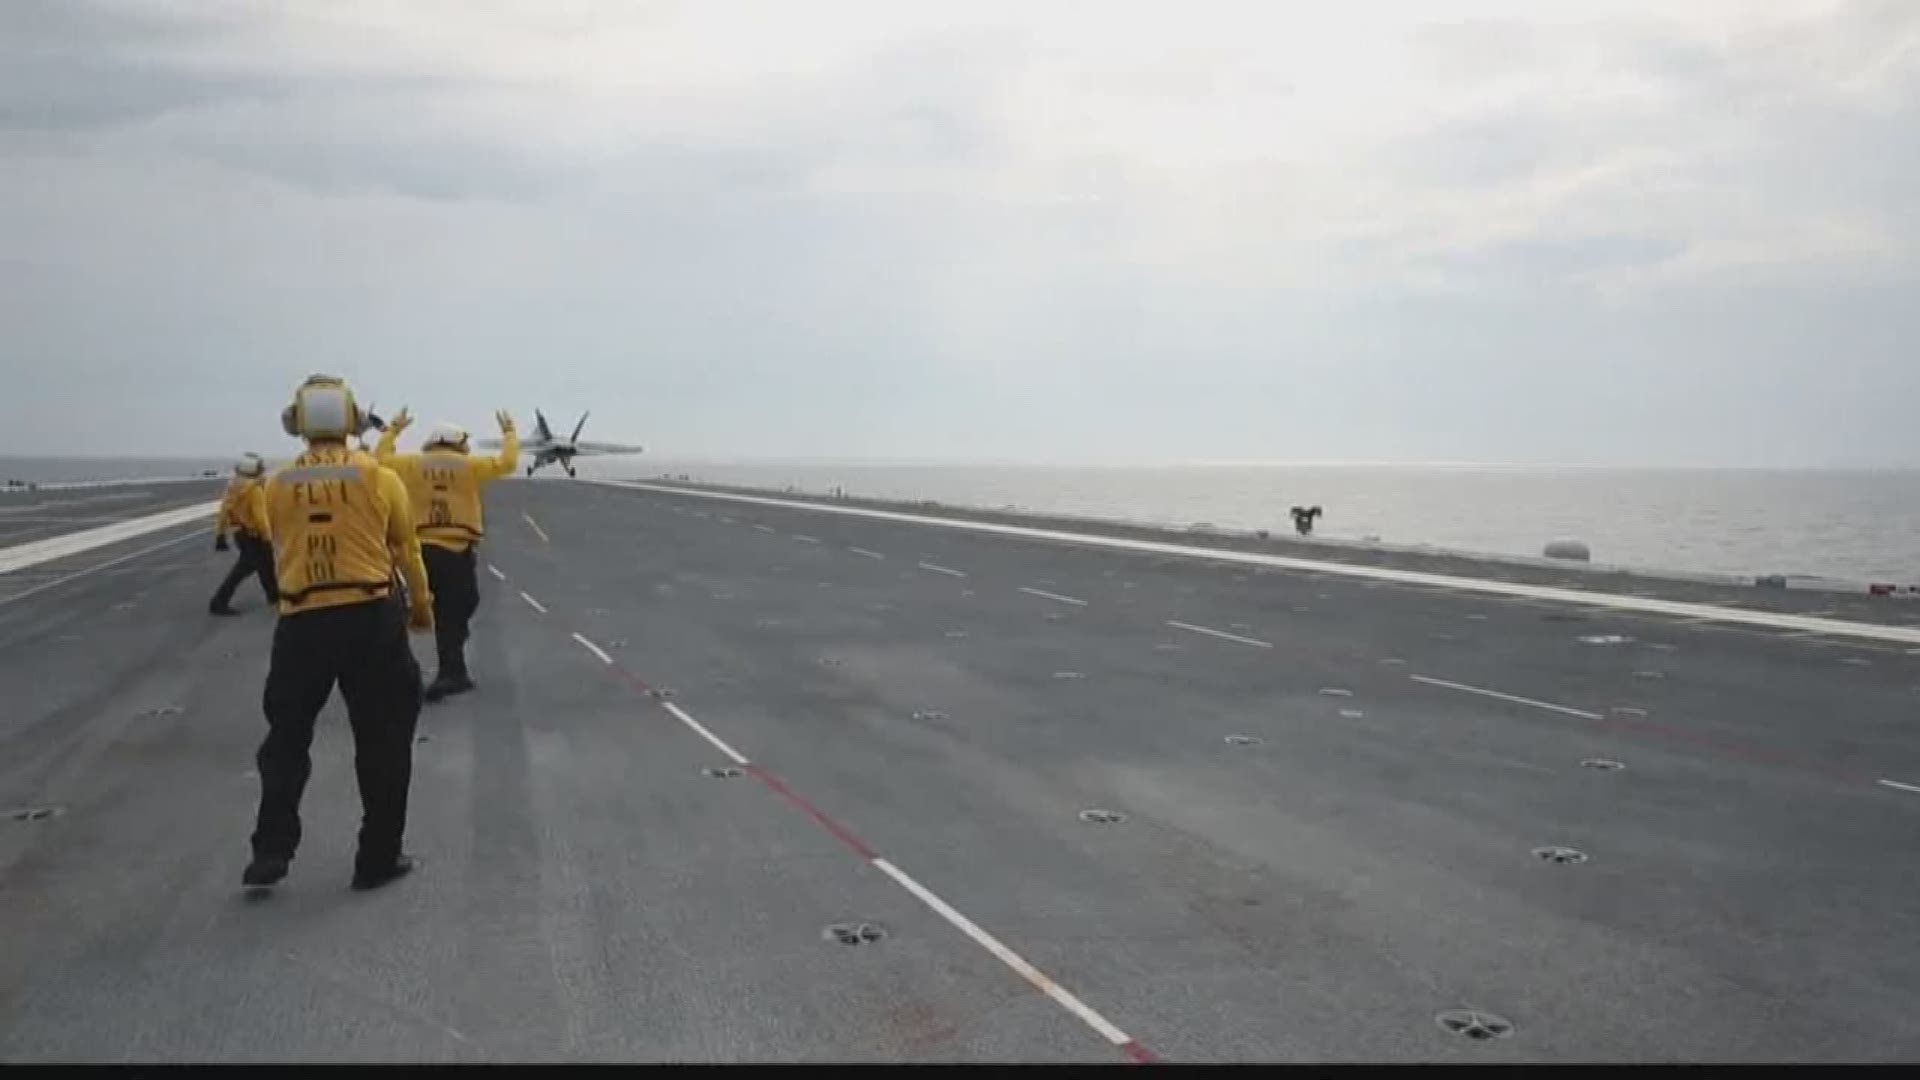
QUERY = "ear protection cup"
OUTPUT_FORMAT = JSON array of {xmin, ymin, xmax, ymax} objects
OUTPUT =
[{"xmin": 283, "ymin": 375, "xmax": 362, "ymax": 439}]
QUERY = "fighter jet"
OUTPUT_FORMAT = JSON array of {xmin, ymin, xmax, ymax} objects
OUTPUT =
[{"xmin": 479, "ymin": 410, "xmax": 643, "ymax": 478}]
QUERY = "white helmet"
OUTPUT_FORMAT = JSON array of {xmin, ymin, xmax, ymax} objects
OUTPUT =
[
  {"xmin": 423, "ymin": 423, "xmax": 470, "ymax": 452},
  {"xmin": 234, "ymin": 452, "xmax": 266, "ymax": 478}
]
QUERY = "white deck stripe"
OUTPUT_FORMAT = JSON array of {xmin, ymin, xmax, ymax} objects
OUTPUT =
[
  {"xmin": 848, "ymin": 547, "xmax": 886, "ymax": 560},
  {"xmin": 608, "ymin": 664, "xmax": 1138, "ymax": 1053},
  {"xmin": 521, "ymin": 514, "xmax": 550, "ymax": 543},
  {"xmin": 1410, "ymin": 674, "xmax": 1604, "ymax": 721},
  {"xmin": 0, "ymin": 528, "xmax": 208, "ymax": 608},
  {"xmin": 0, "ymin": 500, "xmax": 219, "ymax": 575},
  {"xmin": 487, "ymin": 564, "xmax": 507, "ymax": 581},
  {"xmin": 660, "ymin": 701, "xmax": 751, "ymax": 765},
  {"xmin": 1878, "ymin": 779, "xmax": 1920, "ymax": 795},
  {"xmin": 571, "ymin": 632, "xmax": 613, "ymax": 665},
  {"xmin": 871, "ymin": 858, "xmax": 1135, "ymax": 1048},
  {"xmin": 1020, "ymin": 586, "xmax": 1088, "ymax": 606},
  {"xmin": 918, "ymin": 561, "xmax": 968, "ymax": 578},
  {"xmin": 520, "ymin": 591, "xmax": 548, "ymax": 614},
  {"xmin": 597, "ymin": 482, "xmax": 1920, "ymax": 646},
  {"xmin": 792, "ymin": 534, "xmax": 821, "ymax": 544},
  {"xmin": 1166, "ymin": 620, "xmax": 1273, "ymax": 649}
]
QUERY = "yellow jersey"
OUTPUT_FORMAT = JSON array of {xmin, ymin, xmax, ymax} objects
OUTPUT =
[
  {"xmin": 216, "ymin": 477, "xmax": 270, "ymax": 541},
  {"xmin": 374, "ymin": 426, "xmax": 519, "ymax": 552},
  {"xmin": 264, "ymin": 446, "xmax": 431, "ymax": 617}
]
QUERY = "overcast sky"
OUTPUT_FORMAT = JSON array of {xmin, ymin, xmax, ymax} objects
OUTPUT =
[{"xmin": 3, "ymin": 0, "xmax": 1916, "ymax": 465}]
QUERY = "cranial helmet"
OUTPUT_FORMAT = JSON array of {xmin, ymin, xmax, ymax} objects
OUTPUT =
[
  {"xmin": 234, "ymin": 452, "xmax": 266, "ymax": 478},
  {"xmin": 423, "ymin": 423, "xmax": 470, "ymax": 453},
  {"xmin": 280, "ymin": 374, "xmax": 363, "ymax": 440}
]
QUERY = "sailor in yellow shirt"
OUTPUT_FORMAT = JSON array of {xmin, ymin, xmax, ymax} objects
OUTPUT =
[
  {"xmin": 374, "ymin": 407, "xmax": 518, "ymax": 702},
  {"xmin": 208, "ymin": 452, "xmax": 277, "ymax": 615},
  {"xmin": 244, "ymin": 374, "xmax": 435, "ymax": 896}
]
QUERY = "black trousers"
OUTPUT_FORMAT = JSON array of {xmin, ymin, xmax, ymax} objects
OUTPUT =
[
  {"xmin": 252, "ymin": 595, "xmax": 423, "ymax": 871},
  {"xmin": 423, "ymin": 545, "xmax": 480, "ymax": 678},
  {"xmin": 211, "ymin": 535, "xmax": 278, "ymax": 608}
]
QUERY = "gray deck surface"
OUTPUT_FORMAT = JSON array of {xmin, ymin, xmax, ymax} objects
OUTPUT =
[{"xmin": 3, "ymin": 479, "xmax": 1917, "ymax": 1062}]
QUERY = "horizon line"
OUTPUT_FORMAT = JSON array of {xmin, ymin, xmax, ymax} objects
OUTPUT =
[{"xmin": 5, "ymin": 452, "xmax": 1920, "ymax": 472}]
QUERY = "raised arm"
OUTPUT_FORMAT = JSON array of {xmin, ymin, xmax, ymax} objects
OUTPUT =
[
  {"xmin": 373, "ymin": 408, "xmax": 413, "ymax": 463},
  {"xmin": 476, "ymin": 410, "xmax": 520, "ymax": 482}
]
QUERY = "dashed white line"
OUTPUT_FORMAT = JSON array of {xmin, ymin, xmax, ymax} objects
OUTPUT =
[
  {"xmin": 595, "ymin": 481, "xmax": 1920, "ymax": 647},
  {"xmin": 918, "ymin": 561, "xmax": 968, "ymax": 578},
  {"xmin": 520, "ymin": 591, "xmax": 548, "ymax": 614},
  {"xmin": 661, "ymin": 701, "xmax": 751, "ymax": 765},
  {"xmin": 487, "ymin": 564, "xmax": 507, "ymax": 581},
  {"xmin": 1878, "ymin": 779, "xmax": 1920, "ymax": 795},
  {"xmin": 848, "ymin": 547, "xmax": 886, "ymax": 560},
  {"xmin": 870, "ymin": 858, "xmax": 1140, "ymax": 1053},
  {"xmin": 1019, "ymin": 586, "xmax": 1088, "ymax": 607},
  {"xmin": 522, "ymin": 514, "xmax": 550, "ymax": 544},
  {"xmin": 792, "ymin": 534, "xmax": 821, "ymax": 544},
  {"xmin": 1166, "ymin": 620, "xmax": 1274, "ymax": 649},
  {"xmin": 753, "ymin": 524, "xmax": 777, "ymax": 534},
  {"xmin": 629, "ymin": 683, "xmax": 1151, "ymax": 1059},
  {"xmin": 1409, "ymin": 675, "xmax": 1604, "ymax": 721},
  {"xmin": 571, "ymin": 632, "xmax": 613, "ymax": 665}
]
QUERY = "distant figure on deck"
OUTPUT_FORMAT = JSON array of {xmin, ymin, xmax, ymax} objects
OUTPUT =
[
  {"xmin": 374, "ymin": 408, "xmax": 519, "ymax": 703},
  {"xmin": 208, "ymin": 453, "xmax": 277, "ymax": 615},
  {"xmin": 1291, "ymin": 505, "xmax": 1323, "ymax": 537}
]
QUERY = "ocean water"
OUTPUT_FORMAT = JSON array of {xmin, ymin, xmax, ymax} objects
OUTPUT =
[
  {"xmin": 592, "ymin": 460, "xmax": 1920, "ymax": 585},
  {"xmin": 6, "ymin": 456, "xmax": 1916, "ymax": 583},
  {"xmin": 0, "ymin": 456, "xmax": 233, "ymax": 485}
]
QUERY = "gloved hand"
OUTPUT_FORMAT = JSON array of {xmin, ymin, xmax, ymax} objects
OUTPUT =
[
  {"xmin": 215, "ymin": 534, "xmax": 230, "ymax": 552},
  {"xmin": 496, "ymin": 409, "xmax": 516, "ymax": 432},
  {"xmin": 387, "ymin": 407, "xmax": 413, "ymax": 435},
  {"xmin": 408, "ymin": 596, "xmax": 435, "ymax": 633}
]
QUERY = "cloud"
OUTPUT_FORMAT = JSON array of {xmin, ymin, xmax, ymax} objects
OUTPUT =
[{"xmin": 2, "ymin": 0, "xmax": 1918, "ymax": 464}]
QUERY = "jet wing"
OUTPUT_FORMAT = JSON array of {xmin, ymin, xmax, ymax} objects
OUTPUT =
[
  {"xmin": 569, "ymin": 441, "xmax": 644, "ymax": 456},
  {"xmin": 474, "ymin": 437, "xmax": 540, "ymax": 451}
]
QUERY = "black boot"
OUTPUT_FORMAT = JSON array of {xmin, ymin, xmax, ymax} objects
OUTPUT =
[
  {"xmin": 352, "ymin": 854, "xmax": 419, "ymax": 892},
  {"xmin": 424, "ymin": 627, "xmax": 474, "ymax": 702},
  {"xmin": 424, "ymin": 672, "xmax": 474, "ymax": 702},
  {"xmin": 242, "ymin": 854, "xmax": 290, "ymax": 888}
]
